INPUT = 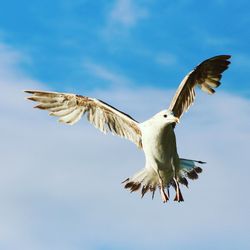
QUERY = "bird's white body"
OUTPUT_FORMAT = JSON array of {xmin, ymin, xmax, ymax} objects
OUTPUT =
[
  {"xmin": 143, "ymin": 121, "xmax": 177, "ymax": 164},
  {"xmin": 141, "ymin": 111, "xmax": 178, "ymax": 177},
  {"xmin": 126, "ymin": 110, "xmax": 181, "ymax": 201}
]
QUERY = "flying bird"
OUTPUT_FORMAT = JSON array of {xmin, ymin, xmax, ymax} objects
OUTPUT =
[{"xmin": 25, "ymin": 55, "xmax": 231, "ymax": 203}]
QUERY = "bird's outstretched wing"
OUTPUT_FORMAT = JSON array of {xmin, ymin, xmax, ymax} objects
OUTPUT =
[
  {"xmin": 25, "ymin": 90, "xmax": 142, "ymax": 148},
  {"xmin": 168, "ymin": 55, "xmax": 231, "ymax": 119}
]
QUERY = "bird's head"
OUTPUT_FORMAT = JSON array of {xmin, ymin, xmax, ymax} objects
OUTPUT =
[{"xmin": 153, "ymin": 110, "xmax": 179, "ymax": 128}]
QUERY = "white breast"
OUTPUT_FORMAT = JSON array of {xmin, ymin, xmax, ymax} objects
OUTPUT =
[{"xmin": 140, "ymin": 120, "xmax": 178, "ymax": 171}]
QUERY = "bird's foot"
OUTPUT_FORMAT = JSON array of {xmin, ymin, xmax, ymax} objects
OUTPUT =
[
  {"xmin": 160, "ymin": 186, "xmax": 169, "ymax": 203},
  {"xmin": 173, "ymin": 177, "xmax": 184, "ymax": 202},
  {"xmin": 158, "ymin": 175, "xmax": 169, "ymax": 203}
]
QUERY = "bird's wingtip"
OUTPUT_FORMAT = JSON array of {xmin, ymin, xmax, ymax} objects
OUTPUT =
[{"xmin": 24, "ymin": 90, "xmax": 33, "ymax": 93}]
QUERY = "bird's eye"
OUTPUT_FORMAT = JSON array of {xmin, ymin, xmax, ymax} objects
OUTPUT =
[{"xmin": 163, "ymin": 114, "xmax": 167, "ymax": 118}]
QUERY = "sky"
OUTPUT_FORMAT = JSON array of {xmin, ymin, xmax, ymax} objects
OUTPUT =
[{"xmin": 0, "ymin": 0, "xmax": 250, "ymax": 249}]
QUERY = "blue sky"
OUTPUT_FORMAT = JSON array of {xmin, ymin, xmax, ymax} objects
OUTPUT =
[
  {"xmin": 0, "ymin": 0, "xmax": 250, "ymax": 94},
  {"xmin": 0, "ymin": 1, "xmax": 250, "ymax": 250}
]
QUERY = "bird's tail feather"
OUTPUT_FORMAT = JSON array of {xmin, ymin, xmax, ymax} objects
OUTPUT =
[
  {"xmin": 122, "ymin": 158, "xmax": 205, "ymax": 202},
  {"xmin": 177, "ymin": 158, "xmax": 205, "ymax": 187},
  {"xmin": 122, "ymin": 168, "xmax": 159, "ymax": 199}
]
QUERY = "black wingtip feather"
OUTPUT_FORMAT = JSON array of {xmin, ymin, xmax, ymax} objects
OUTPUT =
[{"xmin": 24, "ymin": 90, "xmax": 33, "ymax": 94}]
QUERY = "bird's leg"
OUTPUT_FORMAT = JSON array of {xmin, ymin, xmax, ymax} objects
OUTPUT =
[
  {"xmin": 157, "ymin": 172, "xmax": 169, "ymax": 203},
  {"xmin": 173, "ymin": 177, "xmax": 184, "ymax": 202}
]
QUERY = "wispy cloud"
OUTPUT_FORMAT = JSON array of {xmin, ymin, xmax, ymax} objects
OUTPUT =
[
  {"xmin": 102, "ymin": 0, "xmax": 148, "ymax": 38},
  {"xmin": 0, "ymin": 42, "xmax": 42, "ymax": 111},
  {"xmin": 188, "ymin": 26, "xmax": 234, "ymax": 49},
  {"xmin": 193, "ymin": 30, "xmax": 233, "ymax": 47},
  {"xmin": 155, "ymin": 52, "xmax": 178, "ymax": 67},
  {"xmin": 83, "ymin": 61, "xmax": 132, "ymax": 87},
  {"xmin": 0, "ymin": 43, "xmax": 30, "ymax": 80},
  {"xmin": 204, "ymin": 35, "xmax": 233, "ymax": 46},
  {"xmin": 109, "ymin": 0, "xmax": 148, "ymax": 28}
]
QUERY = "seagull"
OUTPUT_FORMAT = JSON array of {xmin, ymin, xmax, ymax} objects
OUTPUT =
[{"xmin": 25, "ymin": 55, "xmax": 231, "ymax": 203}]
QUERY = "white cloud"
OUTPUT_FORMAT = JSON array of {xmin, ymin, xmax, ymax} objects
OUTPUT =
[
  {"xmin": 102, "ymin": 0, "xmax": 148, "ymax": 38},
  {"xmin": 0, "ymin": 43, "xmax": 30, "ymax": 81},
  {"xmin": 191, "ymin": 29, "xmax": 233, "ymax": 48},
  {"xmin": 109, "ymin": 0, "xmax": 148, "ymax": 28},
  {"xmin": 155, "ymin": 52, "xmax": 178, "ymax": 66},
  {"xmin": 1, "ymin": 42, "xmax": 250, "ymax": 249},
  {"xmin": 204, "ymin": 35, "xmax": 232, "ymax": 46},
  {"xmin": 83, "ymin": 61, "xmax": 132, "ymax": 87}
]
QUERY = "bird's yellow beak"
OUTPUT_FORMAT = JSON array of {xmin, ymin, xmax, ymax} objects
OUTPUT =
[
  {"xmin": 174, "ymin": 117, "xmax": 180, "ymax": 123},
  {"xmin": 168, "ymin": 115, "xmax": 179, "ymax": 124}
]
